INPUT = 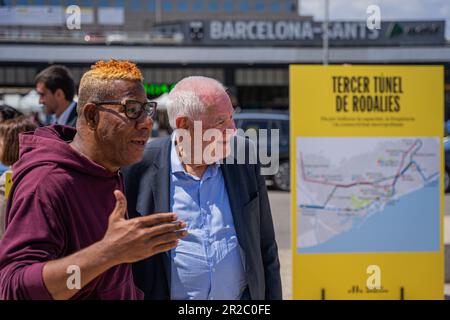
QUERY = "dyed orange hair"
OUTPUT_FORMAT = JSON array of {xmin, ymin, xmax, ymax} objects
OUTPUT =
[
  {"xmin": 77, "ymin": 60, "xmax": 144, "ymax": 116},
  {"xmin": 87, "ymin": 60, "xmax": 143, "ymax": 81}
]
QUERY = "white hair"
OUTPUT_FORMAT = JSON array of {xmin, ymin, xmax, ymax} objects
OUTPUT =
[
  {"xmin": 166, "ymin": 76, "xmax": 228, "ymax": 129},
  {"xmin": 166, "ymin": 90, "xmax": 207, "ymax": 129}
]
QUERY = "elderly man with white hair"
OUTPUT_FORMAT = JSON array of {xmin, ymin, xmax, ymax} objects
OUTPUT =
[{"xmin": 122, "ymin": 76, "xmax": 282, "ymax": 300}]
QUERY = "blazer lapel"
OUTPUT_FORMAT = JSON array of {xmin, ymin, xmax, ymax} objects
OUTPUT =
[
  {"xmin": 154, "ymin": 138, "xmax": 172, "ymax": 289},
  {"xmin": 221, "ymin": 163, "xmax": 247, "ymax": 255},
  {"xmin": 151, "ymin": 154, "xmax": 170, "ymax": 214},
  {"xmin": 67, "ymin": 102, "xmax": 77, "ymax": 127},
  {"xmin": 136, "ymin": 137, "xmax": 172, "ymax": 289},
  {"xmin": 136, "ymin": 138, "xmax": 171, "ymax": 215}
]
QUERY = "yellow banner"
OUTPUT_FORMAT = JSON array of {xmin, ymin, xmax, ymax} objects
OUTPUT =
[
  {"xmin": 290, "ymin": 65, "xmax": 444, "ymax": 299},
  {"xmin": 4, "ymin": 170, "xmax": 12, "ymax": 200}
]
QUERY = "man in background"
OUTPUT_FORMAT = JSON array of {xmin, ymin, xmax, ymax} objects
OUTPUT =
[{"xmin": 35, "ymin": 65, "xmax": 77, "ymax": 127}]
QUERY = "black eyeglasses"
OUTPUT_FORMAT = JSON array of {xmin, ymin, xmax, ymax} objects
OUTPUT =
[{"xmin": 93, "ymin": 99, "xmax": 157, "ymax": 120}]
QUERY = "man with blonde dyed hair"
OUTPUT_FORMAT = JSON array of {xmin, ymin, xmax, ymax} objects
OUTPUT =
[{"xmin": 0, "ymin": 60, "xmax": 187, "ymax": 300}]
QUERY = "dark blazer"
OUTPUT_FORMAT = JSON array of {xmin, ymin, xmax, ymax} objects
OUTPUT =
[
  {"xmin": 122, "ymin": 136, "xmax": 282, "ymax": 300},
  {"xmin": 65, "ymin": 102, "xmax": 78, "ymax": 128}
]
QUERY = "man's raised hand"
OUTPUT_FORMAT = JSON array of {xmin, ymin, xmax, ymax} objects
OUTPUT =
[{"xmin": 102, "ymin": 190, "xmax": 187, "ymax": 265}]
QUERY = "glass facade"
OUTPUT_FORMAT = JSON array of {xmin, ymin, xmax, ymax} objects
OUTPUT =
[{"xmin": 6, "ymin": 0, "xmax": 297, "ymax": 14}]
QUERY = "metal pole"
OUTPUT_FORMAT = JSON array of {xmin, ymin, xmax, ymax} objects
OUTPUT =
[{"xmin": 322, "ymin": 0, "xmax": 330, "ymax": 65}]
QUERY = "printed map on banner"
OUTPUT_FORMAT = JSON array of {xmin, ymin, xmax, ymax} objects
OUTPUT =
[{"xmin": 296, "ymin": 137, "xmax": 440, "ymax": 254}]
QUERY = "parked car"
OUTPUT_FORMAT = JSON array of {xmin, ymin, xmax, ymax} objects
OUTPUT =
[
  {"xmin": 233, "ymin": 110, "xmax": 290, "ymax": 191},
  {"xmin": 444, "ymin": 136, "xmax": 450, "ymax": 192}
]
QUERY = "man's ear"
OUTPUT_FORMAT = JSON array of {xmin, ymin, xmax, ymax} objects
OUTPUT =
[
  {"xmin": 54, "ymin": 88, "xmax": 66, "ymax": 101},
  {"xmin": 82, "ymin": 103, "xmax": 99, "ymax": 129},
  {"xmin": 175, "ymin": 116, "xmax": 190, "ymax": 130}
]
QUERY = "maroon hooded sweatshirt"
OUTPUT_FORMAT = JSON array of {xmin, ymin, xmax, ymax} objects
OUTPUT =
[{"xmin": 0, "ymin": 125, "xmax": 143, "ymax": 300}]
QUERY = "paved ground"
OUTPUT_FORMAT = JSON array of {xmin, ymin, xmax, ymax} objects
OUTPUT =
[
  {"xmin": 267, "ymin": 190, "xmax": 292, "ymax": 300},
  {"xmin": 268, "ymin": 189, "xmax": 450, "ymax": 300}
]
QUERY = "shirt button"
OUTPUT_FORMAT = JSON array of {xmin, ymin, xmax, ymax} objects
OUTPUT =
[{"xmin": 212, "ymin": 268, "xmax": 216, "ymax": 272}]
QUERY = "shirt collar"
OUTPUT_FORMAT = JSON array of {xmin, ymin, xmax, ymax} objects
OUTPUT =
[
  {"xmin": 170, "ymin": 132, "xmax": 220, "ymax": 178},
  {"xmin": 55, "ymin": 101, "xmax": 76, "ymax": 125},
  {"xmin": 171, "ymin": 133, "xmax": 185, "ymax": 174}
]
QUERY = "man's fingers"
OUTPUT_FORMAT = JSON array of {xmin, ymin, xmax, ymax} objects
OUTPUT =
[
  {"xmin": 110, "ymin": 190, "xmax": 127, "ymax": 221},
  {"xmin": 135, "ymin": 212, "xmax": 178, "ymax": 227},
  {"xmin": 142, "ymin": 221, "xmax": 187, "ymax": 238},
  {"xmin": 148, "ymin": 230, "xmax": 188, "ymax": 246},
  {"xmin": 152, "ymin": 240, "xmax": 180, "ymax": 255}
]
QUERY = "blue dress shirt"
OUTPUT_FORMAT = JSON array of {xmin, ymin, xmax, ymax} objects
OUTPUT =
[{"xmin": 169, "ymin": 134, "xmax": 247, "ymax": 300}]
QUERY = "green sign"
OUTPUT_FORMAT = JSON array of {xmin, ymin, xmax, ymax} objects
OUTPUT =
[{"xmin": 144, "ymin": 83, "xmax": 176, "ymax": 96}]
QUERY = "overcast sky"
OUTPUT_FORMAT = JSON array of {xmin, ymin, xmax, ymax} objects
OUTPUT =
[{"xmin": 299, "ymin": 0, "xmax": 450, "ymax": 39}]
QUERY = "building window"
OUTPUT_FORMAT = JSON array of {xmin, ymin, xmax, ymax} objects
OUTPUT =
[
  {"xmin": 162, "ymin": 0, "xmax": 172, "ymax": 12},
  {"xmin": 239, "ymin": 0, "xmax": 249, "ymax": 12},
  {"xmin": 1, "ymin": 0, "xmax": 13, "ymax": 5},
  {"xmin": 176, "ymin": 0, "xmax": 188, "ymax": 12},
  {"xmin": 129, "ymin": 0, "xmax": 140, "ymax": 11},
  {"xmin": 270, "ymin": 1, "xmax": 280, "ymax": 12},
  {"xmin": 223, "ymin": 0, "xmax": 233, "ymax": 12},
  {"xmin": 98, "ymin": 0, "xmax": 111, "ymax": 7},
  {"xmin": 255, "ymin": 0, "xmax": 265, "ymax": 12},
  {"xmin": 15, "ymin": 0, "xmax": 28, "ymax": 5},
  {"xmin": 79, "ymin": 0, "xmax": 94, "ymax": 7},
  {"xmin": 192, "ymin": 0, "xmax": 202, "ymax": 12},
  {"xmin": 148, "ymin": 0, "xmax": 155, "ymax": 12},
  {"xmin": 114, "ymin": 0, "xmax": 125, "ymax": 7},
  {"xmin": 285, "ymin": 0, "xmax": 296, "ymax": 12},
  {"xmin": 32, "ymin": 0, "xmax": 45, "ymax": 5},
  {"xmin": 208, "ymin": 0, "xmax": 218, "ymax": 12},
  {"xmin": 49, "ymin": 0, "xmax": 63, "ymax": 5}
]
